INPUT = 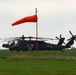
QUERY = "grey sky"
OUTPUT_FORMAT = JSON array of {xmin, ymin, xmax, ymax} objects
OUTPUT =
[{"xmin": 0, "ymin": 0, "xmax": 76, "ymax": 49}]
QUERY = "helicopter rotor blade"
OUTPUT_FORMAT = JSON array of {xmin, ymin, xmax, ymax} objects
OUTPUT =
[
  {"xmin": 60, "ymin": 34, "xmax": 62, "ymax": 39},
  {"xmin": 26, "ymin": 36, "xmax": 55, "ymax": 40},
  {"xmin": 1, "ymin": 35, "xmax": 57, "ymax": 42},
  {"xmin": 37, "ymin": 37, "xmax": 54, "ymax": 40},
  {"xmin": 67, "ymin": 31, "xmax": 76, "ymax": 41},
  {"xmin": 69, "ymin": 31, "xmax": 73, "ymax": 36},
  {"xmin": 56, "ymin": 36, "xmax": 59, "ymax": 40},
  {"xmin": 67, "ymin": 38, "xmax": 71, "ymax": 41}
]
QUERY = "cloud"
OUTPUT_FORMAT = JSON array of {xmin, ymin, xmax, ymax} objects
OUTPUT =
[{"xmin": 0, "ymin": 0, "xmax": 76, "ymax": 16}]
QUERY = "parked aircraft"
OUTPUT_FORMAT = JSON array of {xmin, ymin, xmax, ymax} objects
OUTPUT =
[{"xmin": 2, "ymin": 31, "xmax": 76, "ymax": 51}]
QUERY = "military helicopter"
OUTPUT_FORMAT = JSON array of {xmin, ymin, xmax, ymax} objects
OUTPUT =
[
  {"xmin": 2, "ymin": 31, "xmax": 76, "ymax": 51},
  {"xmin": 1, "ymin": 34, "xmax": 64, "ymax": 51},
  {"xmin": 2, "ymin": 35, "xmax": 56, "ymax": 51}
]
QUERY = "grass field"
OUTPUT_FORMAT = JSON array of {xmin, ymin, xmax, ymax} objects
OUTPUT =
[{"xmin": 0, "ymin": 50, "xmax": 76, "ymax": 75}]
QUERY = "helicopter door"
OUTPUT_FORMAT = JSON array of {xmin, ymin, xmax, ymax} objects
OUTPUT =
[{"xmin": 27, "ymin": 44, "xmax": 34, "ymax": 50}]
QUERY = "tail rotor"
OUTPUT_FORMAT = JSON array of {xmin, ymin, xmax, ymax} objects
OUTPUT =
[{"xmin": 67, "ymin": 31, "xmax": 76, "ymax": 41}]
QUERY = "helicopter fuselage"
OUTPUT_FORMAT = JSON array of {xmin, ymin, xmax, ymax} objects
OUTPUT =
[{"xmin": 2, "ymin": 40, "xmax": 67, "ymax": 51}]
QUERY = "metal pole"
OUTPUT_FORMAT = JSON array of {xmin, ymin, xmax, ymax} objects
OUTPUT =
[{"xmin": 35, "ymin": 8, "xmax": 38, "ymax": 58}]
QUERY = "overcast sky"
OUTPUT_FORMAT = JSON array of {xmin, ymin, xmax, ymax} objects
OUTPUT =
[{"xmin": 0, "ymin": 0, "xmax": 76, "ymax": 49}]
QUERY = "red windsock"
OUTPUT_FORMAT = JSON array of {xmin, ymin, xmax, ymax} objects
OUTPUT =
[{"xmin": 12, "ymin": 15, "xmax": 38, "ymax": 26}]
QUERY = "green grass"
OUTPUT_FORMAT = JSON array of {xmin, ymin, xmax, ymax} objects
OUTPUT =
[
  {"xmin": 0, "ymin": 59, "xmax": 76, "ymax": 75},
  {"xmin": 0, "ymin": 50, "xmax": 76, "ymax": 75},
  {"xmin": 0, "ymin": 50, "xmax": 76, "ymax": 60}
]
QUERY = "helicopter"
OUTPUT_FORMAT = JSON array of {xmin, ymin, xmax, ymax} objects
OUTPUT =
[
  {"xmin": 2, "ymin": 35, "xmax": 56, "ymax": 51},
  {"xmin": 1, "ymin": 31, "xmax": 76, "ymax": 51}
]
